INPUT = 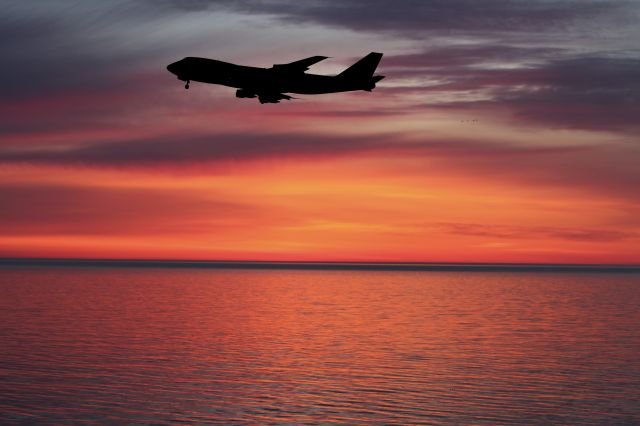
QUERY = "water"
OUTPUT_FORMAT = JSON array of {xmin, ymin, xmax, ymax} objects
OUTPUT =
[{"xmin": 1, "ymin": 267, "xmax": 639, "ymax": 424}]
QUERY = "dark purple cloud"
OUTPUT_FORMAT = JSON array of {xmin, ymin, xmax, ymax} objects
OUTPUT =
[
  {"xmin": 171, "ymin": 0, "xmax": 629, "ymax": 35},
  {"xmin": 0, "ymin": 132, "xmax": 398, "ymax": 166},
  {"xmin": 0, "ymin": 3, "xmax": 175, "ymax": 102},
  {"xmin": 383, "ymin": 52, "xmax": 640, "ymax": 132},
  {"xmin": 384, "ymin": 45, "xmax": 562, "ymax": 69},
  {"xmin": 496, "ymin": 57, "xmax": 640, "ymax": 131},
  {"xmin": 2, "ymin": 129, "xmax": 638, "ymax": 202},
  {"xmin": 0, "ymin": 19, "xmax": 119, "ymax": 100},
  {"xmin": 0, "ymin": 131, "xmax": 590, "ymax": 167}
]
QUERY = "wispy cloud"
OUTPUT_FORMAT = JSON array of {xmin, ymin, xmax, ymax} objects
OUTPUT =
[
  {"xmin": 438, "ymin": 222, "xmax": 635, "ymax": 242},
  {"xmin": 181, "ymin": 0, "xmax": 631, "ymax": 35},
  {"xmin": 384, "ymin": 52, "xmax": 640, "ymax": 132},
  {"xmin": 0, "ymin": 182, "xmax": 252, "ymax": 236},
  {"xmin": 0, "ymin": 130, "xmax": 594, "ymax": 167},
  {"xmin": 2, "ymin": 128, "xmax": 638, "ymax": 200}
]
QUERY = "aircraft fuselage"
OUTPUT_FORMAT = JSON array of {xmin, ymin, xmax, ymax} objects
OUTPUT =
[
  {"xmin": 166, "ymin": 53, "xmax": 384, "ymax": 103},
  {"xmin": 167, "ymin": 57, "xmax": 366, "ymax": 94}
]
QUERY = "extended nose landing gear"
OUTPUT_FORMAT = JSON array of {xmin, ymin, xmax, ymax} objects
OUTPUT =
[{"xmin": 184, "ymin": 80, "xmax": 190, "ymax": 89}]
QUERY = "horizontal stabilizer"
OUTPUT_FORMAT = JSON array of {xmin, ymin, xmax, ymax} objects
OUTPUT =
[{"xmin": 271, "ymin": 56, "xmax": 329, "ymax": 73}]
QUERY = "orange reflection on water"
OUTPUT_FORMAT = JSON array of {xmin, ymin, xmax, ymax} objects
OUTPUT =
[{"xmin": 1, "ymin": 267, "xmax": 639, "ymax": 423}]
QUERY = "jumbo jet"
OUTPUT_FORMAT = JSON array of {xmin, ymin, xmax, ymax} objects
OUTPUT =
[{"xmin": 166, "ymin": 52, "xmax": 384, "ymax": 104}]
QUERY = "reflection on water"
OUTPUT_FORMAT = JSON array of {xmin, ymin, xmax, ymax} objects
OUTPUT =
[{"xmin": 1, "ymin": 268, "xmax": 639, "ymax": 424}]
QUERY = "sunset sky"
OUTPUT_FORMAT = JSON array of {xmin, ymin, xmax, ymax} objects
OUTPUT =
[{"xmin": 1, "ymin": 1, "xmax": 639, "ymax": 263}]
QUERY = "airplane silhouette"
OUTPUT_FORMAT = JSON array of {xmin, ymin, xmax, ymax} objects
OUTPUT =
[{"xmin": 166, "ymin": 52, "xmax": 384, "ymax": 104}]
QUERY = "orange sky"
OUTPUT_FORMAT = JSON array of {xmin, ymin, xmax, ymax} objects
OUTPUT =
[{"xmin": 1, "ymin": 2, "xmax": 639, "ymax": 263}]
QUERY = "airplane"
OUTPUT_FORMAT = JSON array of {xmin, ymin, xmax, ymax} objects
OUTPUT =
[{"xmin": 166, "ymin": 52, "xmax": 384, "ymax": 104}]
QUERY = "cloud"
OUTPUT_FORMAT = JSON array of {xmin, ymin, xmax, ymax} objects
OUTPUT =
[
  {"xmin": 1, "ymin": 5, "xmax": 123, "ymax": 100},
  {"xmin": 384, "ymin": 44, "xmax": 561, "ymax": 69},
  {"xmin": 384, "ymin": 51, "xmax": 640, "ymax": 132},
  {"xmin": 0, "ymin": 132, "xmax": 398, "ymax": 166},
  {"xmin": 432, "ymin": 141, "xmax": 640, "ymax": 201},
  {"xmin": 0, "ymin": 183, "xmax": 250, "ymax": 236},
  {"xmin": 2, "ymin": 112, "xmax": 639, "ymax": 205},
  {"xmin": 4, "ymin": 129, "xmax": 638, "ymax": 202},
  {"xmin": 172, "ymin": 0, "xmax": 629, "ymax": 35},
  {"xmin": 0, "ymin": 130, "xmax": 593, "ymax": 168},
  {"xmin": 495, "ymin": 57, "xmax": 640, "ymax": 131},
  {"xmin": 0, "ymin": 2, "xmax": 206, "ymax": 102},
  {"xmin": 438, "ymin": 222, "xmax": 635, "ymax": 242}
]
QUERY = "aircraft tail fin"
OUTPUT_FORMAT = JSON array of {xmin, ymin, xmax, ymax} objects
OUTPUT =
[{"xmin": 338, "ymin": 52, "xmax": 383, "ymax": 81}]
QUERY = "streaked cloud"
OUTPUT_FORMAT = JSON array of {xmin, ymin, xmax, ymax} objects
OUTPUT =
[
  {"xmin": 0, "ymin": 182, "xmax": 253, "ymax": 236},
  {"xmin": 385, "ymin": 53, "xmax": 640, "ymax": 132},
  {"xmin": 438, "ymin": 222, "xmax": 635, "ymax": 242},
  {"xmin": 173, "ymin": 0, "xmax": 632, "ymax": 35}
]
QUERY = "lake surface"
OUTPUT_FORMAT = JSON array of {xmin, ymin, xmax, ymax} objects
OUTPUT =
[{"xmin": 1, "ymin": 267, "xmax": 639, "ymax": 424}]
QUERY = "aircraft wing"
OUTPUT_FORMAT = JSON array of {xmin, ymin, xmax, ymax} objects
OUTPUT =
[
  {"xmin": 271, "ymin": 56, "xmax": 328, "ymax": 73},
  {"xmin": 236, "ymin": 88, "xmax": 295, "ymax": 103}
]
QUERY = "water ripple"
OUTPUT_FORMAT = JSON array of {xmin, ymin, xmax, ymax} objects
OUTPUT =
[{"xmin": 1, "ymin": 268, "xmax": 639, "ymax": 424}]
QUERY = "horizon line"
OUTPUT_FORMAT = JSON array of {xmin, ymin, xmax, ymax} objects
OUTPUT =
[{"xmin": 1, "ymin": 257, "xmax": 639, "ymax": 273}]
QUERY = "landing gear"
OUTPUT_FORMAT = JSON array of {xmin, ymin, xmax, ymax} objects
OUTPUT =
[{"xmin": 184, "ymin": 80, "xmax": 190, "ymax": 89}]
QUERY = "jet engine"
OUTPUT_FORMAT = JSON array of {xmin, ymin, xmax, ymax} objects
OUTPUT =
[
  {"xmin": 258, "ymin": 94, "xmax": 282, "ymax": 104},
  {"xmin": 236, "ymin": 89, "xmax": 257, "ymax": 98}
]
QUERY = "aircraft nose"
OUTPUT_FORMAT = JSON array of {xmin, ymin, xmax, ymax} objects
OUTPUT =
[{"xmin": 166, "ymin": 61, "xmax": 180, "ymax": 74}]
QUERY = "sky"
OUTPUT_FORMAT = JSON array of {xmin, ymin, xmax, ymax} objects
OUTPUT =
[{"xmin": 1, "ymin": 0, "xmax": 639, "ymax": 263}]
